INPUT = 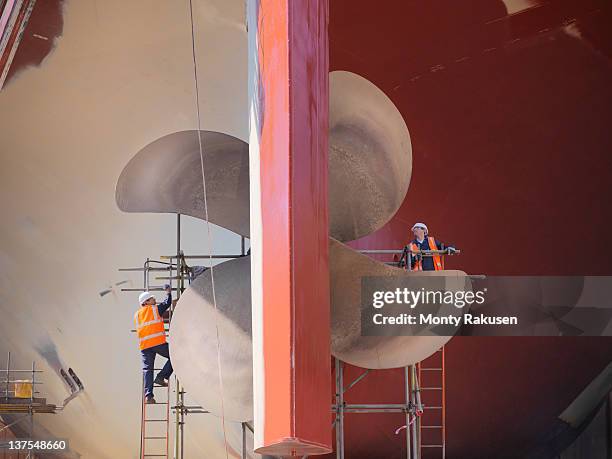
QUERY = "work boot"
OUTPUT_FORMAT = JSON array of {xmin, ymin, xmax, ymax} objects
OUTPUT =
[
  {"xmin": 145, "ymin": 396, "xmax": 156, "ymax": 404},
  {"xmin": 154, "ymin": 376, "xmax": 168, "ymax": 387}
]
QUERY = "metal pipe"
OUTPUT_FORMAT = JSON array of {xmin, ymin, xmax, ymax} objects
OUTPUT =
[
  {"xmin": 335, "ymin": 358, "xmax": 344, "ymax": 459},
  {"xmin": 171, "ymin": 214, "xmax": 181, "ymax": 459},
  {"xmin": 147, "ymin": 260, "xmax": 177, "ymax": 266},
  {"xmin": 174, "ymin": 378, "xmax": 180, "ymax": 459},
  {"xmin": 139, "ymin": 370, "xmax": 144, "ymax": 459},
  {"xmin": 0, "ymin": 380, "xmax": 43, "ymax": 385},
  {"xmin": 160, "ymin": 254, "xmax": 244, "ymax": 260},
  {"xmin": 405, "ymin": 366, "xmax": 411, "ymax": 459},
  {"xmin": 0, "ymin": 414, "xmax": 30, "ymax": 433},
  {"xmin": 180, "ymin": 388, "xmax": 185, "ymax": 459},
  {"xmin": 165, "ymin": 383, "xmax": 170, "ymax": 459},
  {"xmin": 0, "ymin": 370, "xmax": 43, "ymax": 373},
  {"xmin": 410, "ymin": 366, "xmax": 418, "ymax": 459},
  {"xmin": 414, "ymin": 366, "xmax": 423, "ymax": 412},
  {"xmin": 176, "ymin": 214, "xmax": 185, "ymax": 459},
  {"xmin": 338, "ymin": 408, "xmax": 411, "ymax": 413},
  {"xmin": 334, "ymin": 404, "xmax": 410, "ymax": 410},
  {"xmin": 442, "ymin": 347, "xmax": 446, "ymax": 459},
  {"xmin": 30, "ymin": 360, "xmax": 34, "ymax": 441},
  {"xmin": 241, "ymin": 422, "xmax": 246, "ymax": 459},
  {"xmin": 5, "ymin": 351, "xmax": 10, "ymax": 400},
  {"xmin": 416, "ymin": 365, "xmax": 424, "ymax": 458},
  {"xmin": 177, "ymin": 213, "xmax": 181, "ymax": 263},
  {"xmin": 358, "ymin": 248, "xmax": 460, "ymax": 256},
  {"xmin": 119, "ymin": 267, "xmax": 174, "ymax": 272},
  {"xmin": 343, "ymin": 369, "xmax": 369, "ymax": 393},
  {"xmin": 418, "ymin": 249, "xmax": 461, "ymax": 256},
  {"xmin": 143, "ymin": 258, "xmax": 149, "ymax": 290},
  {"xmin": 358, "ymin": 249, "xmax": 404, "ymax": 254}
]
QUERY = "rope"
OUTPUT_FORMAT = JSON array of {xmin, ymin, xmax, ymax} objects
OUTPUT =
[
  {"xmin": 187, "ymin": 1, "xmax": 229, "ymax": 457},
  {"xmin": 394, "ymin": 410, "xmax": 422, "ymax": 435}
]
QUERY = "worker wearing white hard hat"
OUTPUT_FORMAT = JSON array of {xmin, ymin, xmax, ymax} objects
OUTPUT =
[
  {"xmin": 134, "ymin": 285, "xmax": 174, "ymax": 404},
  {"xmin": 138, "ymin": 291, "xmax": 156, "ymax": 305},
  {"xmin": 399, "ymin": 222, "xmax": 457, "ymax": 271},
  {"xmin": 411, "ymin": 222, "xmax": 428, "ymax": 234}
]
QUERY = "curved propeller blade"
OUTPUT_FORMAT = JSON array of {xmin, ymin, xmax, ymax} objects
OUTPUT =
[{"xmin": 116, "ymin": 130, "xmax": 250, "ymax": 237}]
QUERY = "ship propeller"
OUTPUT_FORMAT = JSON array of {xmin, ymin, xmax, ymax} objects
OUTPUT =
[{"xmin": 115, "ymin": 71, "xmax": 468, "ymax": 422}]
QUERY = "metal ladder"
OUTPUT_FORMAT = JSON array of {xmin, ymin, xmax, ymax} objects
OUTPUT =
[
  {"xmin": 140, "ymin": 370, "xmax": 171, "ymax": 459},
  {"xmin": 417, "ymin": 347, "xmax": 446, "ymax": 458},
  {"xmin": 139, "ymin": 295, "xmax": 173, "ymax": 459},
  {"xmin": 124, "ymin": 215, "xmax": 247, "ymax": 458}
]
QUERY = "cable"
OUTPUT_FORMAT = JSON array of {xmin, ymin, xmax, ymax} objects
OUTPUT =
[{"xmin": 187, "ymin": 1, "xmax": 229, "ymax": 457}]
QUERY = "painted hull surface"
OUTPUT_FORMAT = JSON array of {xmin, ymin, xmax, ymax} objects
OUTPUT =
[
  {"xmin": 0, "ymin": 1, "xmax": 249, "ymax": 457},
  {"xmin": 330, "ymin": 0, "xmax": 612, "ymax": 457},
  {"xmin": 1, "ymin": 0, "xmax": 611, "ymax": 458}
]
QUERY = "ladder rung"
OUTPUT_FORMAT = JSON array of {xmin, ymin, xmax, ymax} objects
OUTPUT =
[
  {"xmin": 144, "ymin": 437, "xmax": 167, "ymax": 439},
  {"xmin": 145, "ymin": 419, "xmax": 168, "ymax": 422},
  {"xmin": 144, "ymin": 455, "xmax": 168, "ymax": 457},
  {"xmin": 419, "ymin": 348, "xmax": 445, "ymax": 454}
]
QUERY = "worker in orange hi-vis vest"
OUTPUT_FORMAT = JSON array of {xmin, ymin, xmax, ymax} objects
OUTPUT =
[
  {"xmin": 135, "ymin": 285, "xmax": 173, "ymax": 404},
  {"xmin": 405, "ymin": 222, "xmax": 457, "ymax": 271}
]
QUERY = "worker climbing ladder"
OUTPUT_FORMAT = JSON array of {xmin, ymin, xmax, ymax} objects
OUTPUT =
[
  {"xmin": 135, "ymin": 233, "xmax": 177, "ymax": 459},
  {"xmin": 121, "ymin": 215, "xmax": 245, "ymax": 458},
  {"xmin": 417, "ymin": 347, "xmax": 446, "ymax": 459}
]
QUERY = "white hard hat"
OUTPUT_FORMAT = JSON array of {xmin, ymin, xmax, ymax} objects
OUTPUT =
[
  {"xmin": 139, "ymin": 291, "xmax": 155, "ymax": 305},
  {"xmin": 411, "ymin": 222, "xmax": 428, "ymax": 233}
]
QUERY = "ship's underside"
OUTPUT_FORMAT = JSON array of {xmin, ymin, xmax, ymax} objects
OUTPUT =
[{"xmin": 0, "ymin": 0, "xmax": 611, "ymax": 458}]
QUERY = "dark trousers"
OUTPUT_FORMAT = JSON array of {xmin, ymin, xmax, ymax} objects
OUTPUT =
[{"xmin": 141, "ymin": 343, "xmax": 173, "ymax": 397}]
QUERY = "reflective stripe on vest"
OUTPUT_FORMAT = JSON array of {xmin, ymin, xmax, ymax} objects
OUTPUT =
[
  {"xmin": 410, "ymin": 237, "xmax": 443, "ymax": 271},
  {"xmin": 134, "ymin": 305, "xmax": 166, "ymax": 350},
  {"xmin": 409, "ymin": 242, "xmax": 421, "ymax": 271}
]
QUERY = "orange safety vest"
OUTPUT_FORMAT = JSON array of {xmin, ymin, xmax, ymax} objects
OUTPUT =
[
  {"xmin": 134, "ymin": 305, "xmax": 166, "ymax": 351},
  {"xmin": 410, "ymin": 236, "xmax": 444, "ymax": 271}
]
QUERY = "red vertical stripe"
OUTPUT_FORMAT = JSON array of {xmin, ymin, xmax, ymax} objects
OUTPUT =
[
  {"xmin": 255, "ymin": 0, "xmax": 331, "ymax": 454},
  {"xmin": 258, "ymin": 0, "xmax": 292, "ymax": 445}
]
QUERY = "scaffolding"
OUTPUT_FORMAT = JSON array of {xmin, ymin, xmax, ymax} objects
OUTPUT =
[
  {"xmin": 329, "ymin": 348, "xmax": 446, "ymax": 459},
  {"xmin": 118, "ymin": 214, "xmax": 247, "ymax": 459},
  {"xmin": 322, "ymin": 246, "xmax": 458, "ymax": 459},
  {"xmin": 0, "ymin": 353, "xmax": 56, "ymax": 459},
  {"xmin": 120, "ymin": 218, "xmax": 459, "ymax": 458}
]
